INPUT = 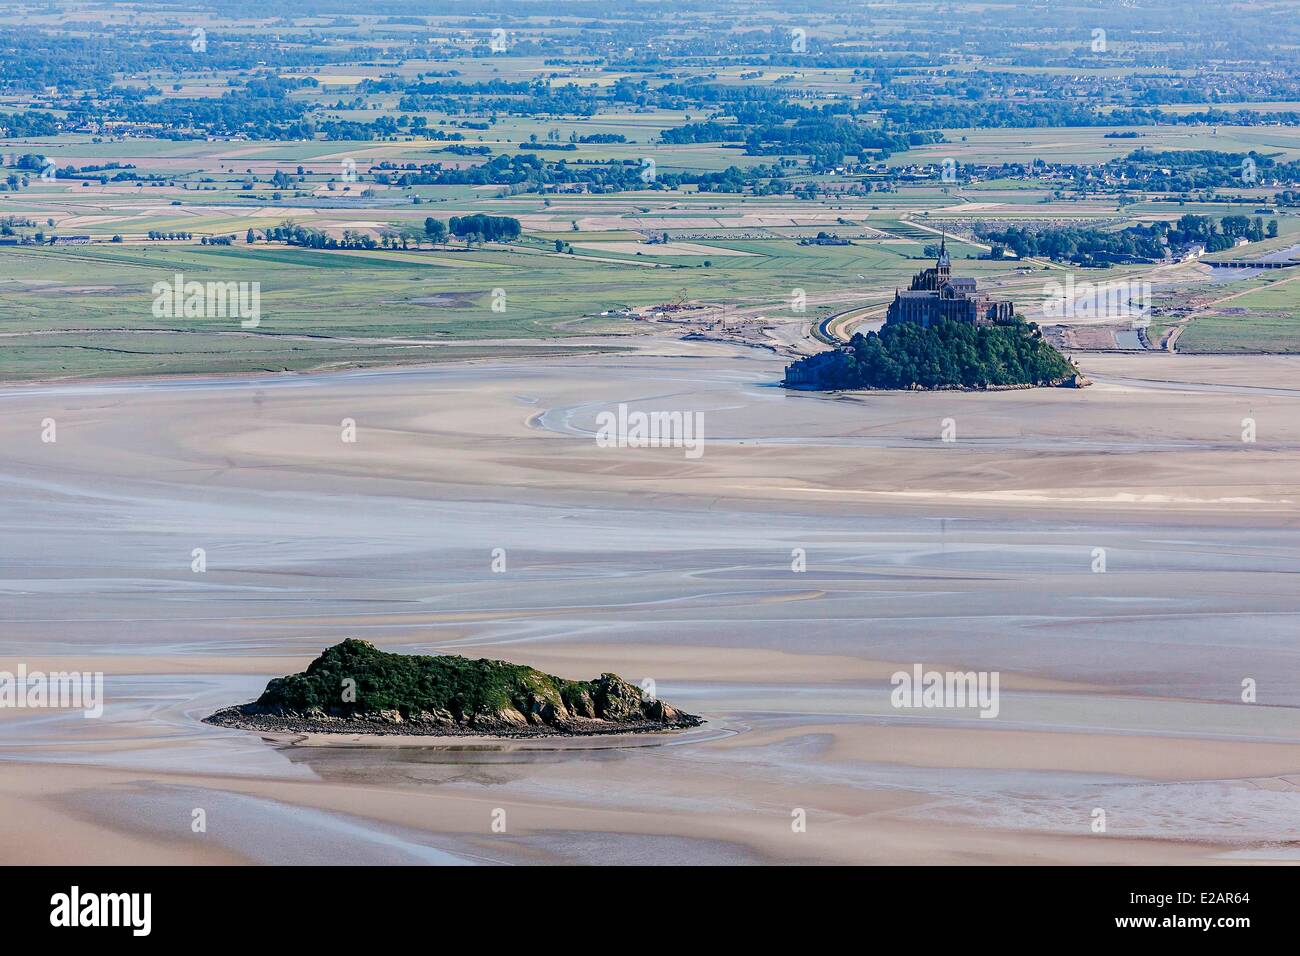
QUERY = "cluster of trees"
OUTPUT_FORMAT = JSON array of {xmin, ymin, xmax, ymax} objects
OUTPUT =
[
  {"xmin": 0, "ymin": 215, "xmax": 36, "ymax": 234},
  {"xmin": 260, "ymin": 222, "xmax": 378, "ymax": 250},
  {"xmin": 242, "ymin": 216, "xmax": 522, "ymax": 251},
  {"xmin": 976, "ymin": 214, "xmax": 1277, "ymax": 264},
  {"xmin": 374, "ymin": 153, "xmax": 541, "ymax": 187},
  {"xmin": 146, "ymin": 231, "xmax": 192, "ymax": 240},
  {"xmin": 422, "ymin": 218, "xmax": 448, "ymax": 243},
  {"xmin": 660, "ymin": 121, "xmax": 738, "ymax": 144},
  {"xmin": 973, "ymin": 223, "xmax": 1166, "ymax": 264},
  {"xmin": 446, "ymin": 214, "xmax": 521, "ymax": 243},
  {"xmin": 374, "ymin": 153, "xmax": 656, "ymax": 192},
  {"xmin": 744, "ymin": 117, "xmax": 935, "ymax": 164},
  {"xmin": 250, "ymin": 227, "xmax": 422, "ymax": 250},
  {"xmin": 658, "ymin": 164, "xmax": 787, "ymax": 193},
  {"xmin": 1165, "ymin": 213, "xmax": 1276, "ymax": 250},
  {"xmin": 398, "ymin": 80, "xmax": 600, "ymax": 117},
  {"xmin": 420, "ymin": 215, "xmax": 522, "ymax": 245},
  {"xmin": 42, "ymin": 161, "xmax": 146, "ymax": 185},
  {"xmin": 786, "ymin": 320, "xmax": 1074, "ymax": 391},
  {"xmin": 0, "ymin": 110, "xmax": 60, "ymax": 138},
  {"xmin": 315, "ymin": 117, "xmax": 400, "ymax": 141},
  {"xmin": 0, "ymin": 155, "xmax": 43, "ymax": 191},
  {"xmin": 660, "ymin": 110, "xmax": 934, "ymax": 165}
]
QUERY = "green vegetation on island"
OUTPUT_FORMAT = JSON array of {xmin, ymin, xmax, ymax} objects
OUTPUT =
[
  {"xmin": 206, "ymin": 639, "xmax": 701, "ymax": 736},
  {"xmin": 785, "ymin": 320, "xmax": 1078, "ymax": 391}
]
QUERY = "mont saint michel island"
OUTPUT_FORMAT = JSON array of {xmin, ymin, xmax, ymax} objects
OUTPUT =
[{"xmin": 784, "ymin": 241, "xmax": 1084, "ymax": 391}]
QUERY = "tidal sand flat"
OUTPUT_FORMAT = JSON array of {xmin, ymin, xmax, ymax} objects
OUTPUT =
[{"xmin": 3, "ymin": 341, "xmax": 1300, "ymax": 863}]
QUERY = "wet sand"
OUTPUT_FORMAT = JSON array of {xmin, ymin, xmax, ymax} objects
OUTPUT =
[{"xmin": 3, "ymin": 341, "xmax": 1300, "ymax": 864}]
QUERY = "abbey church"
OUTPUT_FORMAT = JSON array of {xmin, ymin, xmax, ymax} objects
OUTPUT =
[{"xmin": 886, "ymin": 239, "xmax": 1017, "ymax": 328}]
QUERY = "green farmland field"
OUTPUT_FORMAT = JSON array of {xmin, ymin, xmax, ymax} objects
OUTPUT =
[{"xmin": 0, "ymin": 237, "xmax": 965, "ymax": 380}]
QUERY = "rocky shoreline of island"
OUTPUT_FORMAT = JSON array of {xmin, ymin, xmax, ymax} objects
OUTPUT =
[
  {"xmin": 782, "ymin": 374, "xmax": 1090, "ymax": 393},
  {"xmin": 205, "ymin": 704, "xmax": 702, "ymax": 737}
]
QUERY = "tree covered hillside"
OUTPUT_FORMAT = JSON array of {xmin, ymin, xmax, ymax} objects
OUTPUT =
[{"xmin": 786, "ymin": 320, "xmax": 1076, "ymax": 390}]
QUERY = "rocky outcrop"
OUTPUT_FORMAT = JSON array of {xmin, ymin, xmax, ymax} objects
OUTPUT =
[{"xmin": 205, "ymin": 640, "xmax": 702, "ymax": 737}]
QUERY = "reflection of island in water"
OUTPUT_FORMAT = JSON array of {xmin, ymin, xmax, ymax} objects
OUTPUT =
[
  {"xmin": 206, "ymin": 640, "xmax": 702, "ymax": 738},
  {"xmin": 786, "ymin": 241, "xmax": 1083, "ymax": 391}
]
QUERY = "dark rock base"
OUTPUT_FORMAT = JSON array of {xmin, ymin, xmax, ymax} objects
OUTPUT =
[{"xmin": 204, "ymin": 704, "xmax": 704, "ymax": 739}]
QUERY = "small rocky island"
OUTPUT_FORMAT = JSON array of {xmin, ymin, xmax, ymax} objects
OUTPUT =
[{"xmin": 206, "ymin": 639, "xmax": 702, "ymax": 737}]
